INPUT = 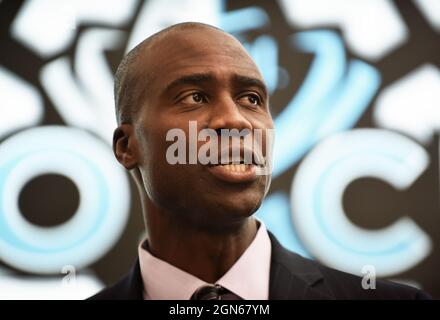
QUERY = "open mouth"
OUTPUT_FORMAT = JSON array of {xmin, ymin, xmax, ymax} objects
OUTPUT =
[
  {"xmin": 209, "ymin": 160, "xmax": 263, "ymax": 172},
  {"xmin": 203, "ymin": 145, "xmax": 268, "ymax": 183},
  {"xmin": 206, "ymin": 156, "xmax": 264, "ymax": 183},
  {"xmin": 212, "ymin": 163, "xmax": 253, "ymax": 172},
  {"xmin": 208, "ymin": 146, "xmax": 266, "ymax": 168}
]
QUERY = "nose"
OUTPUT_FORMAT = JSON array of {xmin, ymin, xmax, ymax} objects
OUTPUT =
[{"xmin": 207, "ymin": 94, "xmax": 253, "ymax": 134}]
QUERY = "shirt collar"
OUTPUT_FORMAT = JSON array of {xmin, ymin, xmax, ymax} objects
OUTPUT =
[{"xmin": 138, "ymin": 219, "xmax": 272, "ymax": 300}]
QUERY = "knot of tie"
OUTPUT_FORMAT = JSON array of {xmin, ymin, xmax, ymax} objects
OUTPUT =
[{"xmin": 190, "ymin": 284, "xmax": 242, "ymax": 300}]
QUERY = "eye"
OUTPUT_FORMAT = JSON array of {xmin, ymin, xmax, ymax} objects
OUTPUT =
[
  {"xmin": 237, "ymin": 93, "xmax": 262, "ymax": 107},
  {"xmin": 180, "ymin": 92, "xmax": 207, "ymax": 104}
]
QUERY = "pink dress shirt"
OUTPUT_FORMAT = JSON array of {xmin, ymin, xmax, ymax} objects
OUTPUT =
[{"xmin": 138, "ymin": 219, "xmax": 272, "ymax": 300}]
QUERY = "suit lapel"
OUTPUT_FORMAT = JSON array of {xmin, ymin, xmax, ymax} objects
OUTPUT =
[{"xmin": 268, "ymin": 232, "xmax": 334, "ymax": 299}]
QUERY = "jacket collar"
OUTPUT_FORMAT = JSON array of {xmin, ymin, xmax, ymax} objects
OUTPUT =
[{"xmin": 114, "ymin": 258, "xmax": 144, "ymax": 300}]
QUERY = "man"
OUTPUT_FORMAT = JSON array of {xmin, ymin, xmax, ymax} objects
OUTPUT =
[{"xmin": 91, "ymin": 22, "xmax": 430, "ymax": 300}]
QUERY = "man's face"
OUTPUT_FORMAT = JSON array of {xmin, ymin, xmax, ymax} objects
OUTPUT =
[{"xmin": 132, "ymin": 28, "xmax": 274, "ymax": 229}]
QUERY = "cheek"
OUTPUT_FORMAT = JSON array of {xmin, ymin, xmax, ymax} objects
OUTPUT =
[
  {"xmin": 145, "ymin": 163, "xmax": 203, "ymax": 212},
  {"xmin": 260, "ymin": 121, "xmax": 275, "ymax": 158},
  {"xmin": 135, "ymin": 123, "xmax": 169, "ymax": 194},
  {"xmin": 138, "ymin": 130, "xmax": 197, "ymax": 202}
]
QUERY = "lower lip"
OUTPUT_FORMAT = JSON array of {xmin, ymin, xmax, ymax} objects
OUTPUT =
[{"xmin": 206, "ymin": 164, "xmax": 259, "ymax": 184}]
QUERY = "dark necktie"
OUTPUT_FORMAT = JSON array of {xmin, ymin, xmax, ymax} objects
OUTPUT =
[{"xmin": 190, "ymin": 284, "xmax": 243, "ymax": 300}]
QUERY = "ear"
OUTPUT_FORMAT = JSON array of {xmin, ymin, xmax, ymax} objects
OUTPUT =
[{"xmin": 113, "ymin": 124, "xmax": 139, "ymax": 170}]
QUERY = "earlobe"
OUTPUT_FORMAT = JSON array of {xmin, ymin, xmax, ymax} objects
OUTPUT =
[{"xmin": 113, "ymin": 124, "xmax": 139, "ymax": 170}]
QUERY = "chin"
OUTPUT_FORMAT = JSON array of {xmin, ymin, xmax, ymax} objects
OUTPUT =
[
  {"xmin": 205, "ymin": 193, "xmax": 263, "ymax": 219},
  {"xmin": 172, "ymin": 194, "xmax": 263, "ymax": 232}
]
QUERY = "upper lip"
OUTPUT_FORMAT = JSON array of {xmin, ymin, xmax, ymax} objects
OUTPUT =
[{"xmin": 208, "ymin": 146, "xmax": 265, "ymax": 167}]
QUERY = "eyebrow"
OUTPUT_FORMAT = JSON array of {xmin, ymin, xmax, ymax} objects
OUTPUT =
[
  {"xmin": 231, "ymin": 74, "xmax": 268, "ymax": 100},
  {"xmin": 164, "ymin": 73, "xmax": 215, "ymax": 95},
  {"xmin": 163, "ymin": 72, "xmax": 268, "ymax": 99}
]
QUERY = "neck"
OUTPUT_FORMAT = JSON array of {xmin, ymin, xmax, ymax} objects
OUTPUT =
[{"xmin": 142, "ymin": 198, "xmax": 258, "ymax": 283}]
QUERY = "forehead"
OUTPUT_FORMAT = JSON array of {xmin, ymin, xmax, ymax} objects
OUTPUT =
[{"xmin": 136, "ymin": 28, "xmax": 263, "ymax": 92}]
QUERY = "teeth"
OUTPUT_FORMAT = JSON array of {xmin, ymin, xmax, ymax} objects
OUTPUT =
[{"xmin": 219, "ymin": 164, "xmax": 249, "ymax": 172}]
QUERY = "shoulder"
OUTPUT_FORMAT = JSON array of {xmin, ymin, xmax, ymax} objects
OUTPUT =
[
  {"xmin": 268, "ymin": 232, "xmax": 431, "ymax": 300},
  {"xmin": 312, "ymin": 260, "xmax": 431, "ymax": 299},
  {"xmin": 89, "ymin": 277, "xmax": 129, "ymax": 300},
  {"xmin": 88, "ymin": 259, "xmax": 143, "ymax": 300}
]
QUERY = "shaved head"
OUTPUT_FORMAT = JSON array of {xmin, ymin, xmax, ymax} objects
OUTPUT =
[{"xmin": 114, "ymin": 22, "xmax": 226, "ymax": 125}]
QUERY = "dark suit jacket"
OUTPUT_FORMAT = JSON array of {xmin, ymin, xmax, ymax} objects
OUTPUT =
[{"xmin": 90, "ymin": 232, "xmax": 431, "ymax": 300}]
